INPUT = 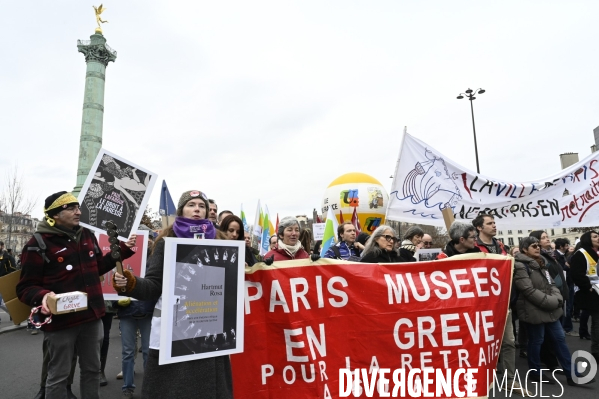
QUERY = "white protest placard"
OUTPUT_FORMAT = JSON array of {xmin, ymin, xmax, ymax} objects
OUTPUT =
[
  {"xmin": 312, "ymin": 223, "xmax": 325, "ymax": 241},
  {"xmin": 78, "ymin": 149, "xmax": 157, "ymax": 241},
  {"xmin": 159, "ymin": 238, "xmax": 245, "ymax": 365}
]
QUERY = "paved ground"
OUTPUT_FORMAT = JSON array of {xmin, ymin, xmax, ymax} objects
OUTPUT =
[
  {"xmin": 0, "ymin": 308, "xmax": 145, "ymax": 399},
  {"xmin": 0, "ymin": 307, "xmax": 597, "ymax": 398}
]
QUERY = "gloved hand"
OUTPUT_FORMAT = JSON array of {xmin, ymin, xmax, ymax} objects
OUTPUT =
[
  {"xmin": 264, "ymin": 255, "xmax": 275, "ymax": 266},
  {"xmin": 112, "ymin": 270, "xmax": 137, "ymax": 293},
  {"xmin": 310, "ymin": 254, "xmax": 321, "ymax": 262}
]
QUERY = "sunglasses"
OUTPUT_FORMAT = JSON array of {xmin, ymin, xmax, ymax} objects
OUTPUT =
[
  {"xmin": 382, "ymin": 235, "xmax": 398, "ymax": 243},
  {"xmin": 423, "ymin": 241, "xmax": 433, "ymax": 246},
  {"xmin": 528, "ymin": 244, "xmax": 540, "ymax": 249}
]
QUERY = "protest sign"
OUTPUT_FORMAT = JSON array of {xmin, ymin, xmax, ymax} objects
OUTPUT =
[
  {"xmin": 415, "ymin": 248, "xmax": 442, "ymax": 262},
  {"xmin": 312, "ymin": 223, "xmax": 325, "ymax": 241},
  {"xmin": 388, "ymin": 132, "xmax": 599, "ymax": 228},
  {"xmin": 159, "ymin": 238, "xmax": 245, "ymax": 365},
  {"xmin": 97, "ymin": 230, "xmax": 148, "ymax": 300},
  {"xmin": 78, "ymin": 149, "xmax": 157, "ymax": 241},
  {"xmin": 230, "ymin": 254, "xmax": 512, "ymax": 398}
]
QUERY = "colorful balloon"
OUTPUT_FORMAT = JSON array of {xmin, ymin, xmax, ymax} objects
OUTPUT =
[{"xmin": 321, "ymin": 172, "xmax": 389, "ymax": 235}]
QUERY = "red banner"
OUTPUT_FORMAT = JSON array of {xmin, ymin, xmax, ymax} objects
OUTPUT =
[
  {"xmin": 98, "ymin": 231, "xmax": 148, "ymax": 300},
  {"xmin": 230, "ymin": 254, "xmax": 512, "ymax": 398}
]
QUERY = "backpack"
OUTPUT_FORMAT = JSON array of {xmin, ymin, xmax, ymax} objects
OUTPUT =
[{"xmin": 26, "ymin": 232, "xmax": 101, "ymax": 264}]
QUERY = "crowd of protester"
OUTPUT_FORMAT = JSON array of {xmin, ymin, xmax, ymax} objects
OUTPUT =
[{"xmin": 4, "ymin": 188, "xmax": 598, "ymax": 398}]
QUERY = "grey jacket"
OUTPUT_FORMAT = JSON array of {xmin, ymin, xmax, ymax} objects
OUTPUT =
[{"xmin": 514, "ymin": 252, "xmax": 563, "ymax": 324}]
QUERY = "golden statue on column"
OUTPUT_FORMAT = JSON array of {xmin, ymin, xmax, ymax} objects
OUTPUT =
[{"xmin": 93, "ymin": 4, "xmax": 108, "ymax": 34}]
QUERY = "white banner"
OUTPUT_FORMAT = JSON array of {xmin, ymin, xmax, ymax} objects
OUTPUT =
[{"xmin": 387, "ymin": 133, "xmax": 599, "ymax": 228}]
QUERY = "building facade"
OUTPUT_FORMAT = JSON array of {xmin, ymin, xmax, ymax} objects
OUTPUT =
[{"xmin": 0, "ymin": 212, "xmax": 39, "ymax": 252}]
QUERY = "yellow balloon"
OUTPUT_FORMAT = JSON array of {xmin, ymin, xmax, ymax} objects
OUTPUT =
[{"xmin": 322, "ymin": 172, "xmax": 389, "ymax": 235}]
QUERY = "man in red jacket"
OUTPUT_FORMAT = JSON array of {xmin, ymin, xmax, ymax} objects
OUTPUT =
[{"xmin": 17, "ymin": 191, "xmax": 136, "ymax": 399}]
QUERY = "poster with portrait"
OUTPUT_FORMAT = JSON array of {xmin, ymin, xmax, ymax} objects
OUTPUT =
[
  {"xmin": 97, "ymin": 230, "xmax": 148, "ymax": 300},
  {"xmin": 415, "ymin": 247, "xmax": 443, "ymax": 261},
  {"xmin": 159, "ymin": 238, "xmax": 245, "ymax": 365},
  {"xmin": 78, "ymin": 149, "xmax": 157, "ymax": 241}
]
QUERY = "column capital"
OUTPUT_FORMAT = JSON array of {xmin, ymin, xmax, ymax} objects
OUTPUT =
[{"xmin": 77, "ymin": 34, "xmax": 117, "ymax": 66}]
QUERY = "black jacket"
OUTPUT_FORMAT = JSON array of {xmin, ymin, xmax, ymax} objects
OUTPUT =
[
  {"xmin": 361, "ymin": 249, "xmax": 401, "ymax": 263},
  {"xmin": 397, "ymin": 247, "xmax": 417, "ymax": 262},
  {"xmin": 0, "ymin": 250, "xmax": 17, "ymax": 277},
  {"xmin": 438, "ymin": 241, "xmax": 481, "ymax": 259},
  {"xmin": 539, "ymin": 251, "xmax": 569, "ymax": 301},
  {"xmin": 571, "ymin": 247, "xmax": 599, "ymax": 312},
  {"xmin": 553, "ymin": 250, "xmax": 572, "ymax": 286}
]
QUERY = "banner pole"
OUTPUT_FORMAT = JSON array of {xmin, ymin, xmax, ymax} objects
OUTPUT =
[{"xmin": 441, "ymin": 207, "xmax": 455, "ymax": 232}]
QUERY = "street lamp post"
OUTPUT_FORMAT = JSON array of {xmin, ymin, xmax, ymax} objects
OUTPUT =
[{"xmin": 457, "ymin": 88, "xmax": 485, "ymax": 174}]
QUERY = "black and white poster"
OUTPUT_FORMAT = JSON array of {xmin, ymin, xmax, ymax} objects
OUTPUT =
[
  {"xmin": 78, "ymin": 149, "xmax": 157, "ymax": 241},
  {"xmin": 160, "ymin": 238, "xmax": 245, "ymax": 365},
  {"xmin": 415, "ymin": 248, "xmax": 443, "ymax": 261}
]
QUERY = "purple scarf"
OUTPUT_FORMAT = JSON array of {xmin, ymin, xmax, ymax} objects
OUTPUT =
[{"xmin": 173, "ymin": 217, "xmax": 216, "ymax": 239}]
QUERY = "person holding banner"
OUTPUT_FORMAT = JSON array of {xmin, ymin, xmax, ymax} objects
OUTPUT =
[
  {"xmin": 514, "ymin": 236, "xmax": 592, "ymax": 386},
  {"xmin": 360, "ymin": 225, "xmax": 401, "ymax": 263},
  {"xmin": 263, "ymin": 217, "xmax": 310, "ymax": 261},
  {"xmin": 437, "ymin": 222, "xmax": 480, "ymax": 259},
  {"xmin": 17, "ymin": 191, "xmax": 137, "ymax": 399},
  {"xmin": 113, "ymin": 190, "xmax": 233, "ymax": 399},
  {"xmin": 323, "ymin": 222, "xmax": 362, "ymax": 260},
  {"xmin": 570, "ymin": 230, "xmax": 599, "ymax": 364}
]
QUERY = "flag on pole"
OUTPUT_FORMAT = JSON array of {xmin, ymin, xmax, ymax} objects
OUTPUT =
[
  {"xmin": 351, "ymin": 207, "xmax": 362, "ymax": 233},
  {"xmin": 339, "ymin": 209, "xmax": 344, "ymax": 224},
  {"xmin": 252, "ymin": 200, "xmax": 262, "ymax": 247},
  {"xmin": 260, "ymin": 212, "xmax": 271, "ymax": 256},
  {"xmin": 265, "ymin": 205, "xmax": 276, "ymax": 238},
  {"xmin": 320, "ymin": 207, "xmax": 339, "ymax": 257},
  {"xmin": 159, "ymin": 180, "xmax": 176, "ymax": 216},
  {"xmin": 316, "ymin": 214, "xmax": 322, "ymax": 223},
  {"xmin": 275, "ymin": 213, "xmax": 279, "ymax": 233},
  {"xmin": 241, "ymin": 204, "xmax": 249, "ymax": 232}
]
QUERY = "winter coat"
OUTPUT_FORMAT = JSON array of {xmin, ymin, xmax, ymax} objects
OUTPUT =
[
  {"xmin": 124, "ymin": 238, "xmax": 233, "ymax": 398},
  {"xmin": 541, "ymin": 251, "xmax": 569, "ymax": 301},
  {"xmin": 263, "ymin": 247, "xmax": 310, "ymax": 261},
  {"xmin": 513, "ymin": 252, "xmax": 563, "ymax": 324},
  {"xmin": 437, "ymin": 241, "xmax": 481, "ymax": 259},
  {"xmin": 16, "ymin": 221, "xmax": 134, "ymax": 331},
  {"xmin": 397, "ymin": 247, "xmax": 417, "ymax": 262},
  {"xmin": 360, "ymin": 249, "xmax": 401, "ymax": 263},
  {"xmin": 570, "ymin": 247, "xmax": 599, "ymax": 312}
]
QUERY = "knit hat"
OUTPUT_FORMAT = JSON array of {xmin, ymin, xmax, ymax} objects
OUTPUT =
[
  {"xmin": 176, "ymin": 190, "xmax": 209, "ymax": 217},
  {"xmin": 44, "ymin": 191, "xmax": 80, "ymax": 226}
]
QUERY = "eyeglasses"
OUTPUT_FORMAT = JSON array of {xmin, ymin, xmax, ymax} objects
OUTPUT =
[
  {"xmin": 382, "ymin": 235, "xmax": 398, "ymax": 243},
  {"xmin": 528, "ymin": 244, "xmax": 540, "ymax": 249},
  {"xmin": 423, "ymin": 241, "xmax": 433, "ymax": 246},
  {"xmin": 63, "ymin": 205, "xmax": 81, "ymax": 213},
  {"xmin": 465, "ymin": 235, "xmax": 476, "ymax": 240}
]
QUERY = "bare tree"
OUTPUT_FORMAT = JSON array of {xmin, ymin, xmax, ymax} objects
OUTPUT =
[
  {"xmin": 140, "ymin": 206, "xmax": 162, "ymax": 230},
  {"xmin": 0, "ymin": 165, "xmax": 38, "ymax": 250}
]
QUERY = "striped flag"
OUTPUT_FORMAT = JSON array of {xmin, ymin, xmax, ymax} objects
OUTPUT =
[
  {"xmin": 240, "ymin": 204, "xmax": 249, "ymax": 232},
  {"xmin": 351, "ymin": 207, "xmax": 362, "ymax": 233},
  {"xmin": 320, "ymin": 207, "xmax": 339, "ymax": 257},
  {"xmin": 339, "ymin": 209, "xmax": 345, "ymax": 224},
  {"xmin": 260, "ymin": 212, "xmax": 270, "ymax": 256},
  {"xmin": 252, "ymin": 200, "xmax": 262, "ymax": 247}
]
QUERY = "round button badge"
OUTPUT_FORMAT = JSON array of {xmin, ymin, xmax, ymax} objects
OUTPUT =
[{"xmin": 66, "ymin": 265, "xmax": 73, "ymax": 271}]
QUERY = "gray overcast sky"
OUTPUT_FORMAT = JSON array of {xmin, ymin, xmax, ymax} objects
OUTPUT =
[{"xmin": 2, "ymin": 1, "xmax": 598, "ymax": 223}]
